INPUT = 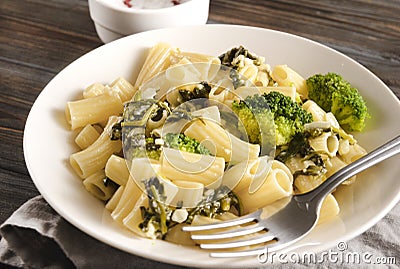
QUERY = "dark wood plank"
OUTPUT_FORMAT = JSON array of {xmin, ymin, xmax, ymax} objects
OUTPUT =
[{"xmin": 208, "ymin": 0, "xmax": 400, "ymax": 98}]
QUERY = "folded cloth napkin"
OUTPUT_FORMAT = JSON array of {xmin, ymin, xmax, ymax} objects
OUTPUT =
[
  {"xmin": 1, "ymin": 196, "xmax": 399, "ymax": 269},
  {"xmin": 0, "ymin": 196, "xmax": 183, "ymax": 269}
]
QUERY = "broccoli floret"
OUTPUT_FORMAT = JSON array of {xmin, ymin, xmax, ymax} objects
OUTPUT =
[
  {"xmin": 164, "ymin": 133, "xmax": 211, "ymax": 155},
  {"xmin": 231, "ymin": 94, "xmax": 274, "ymax": 145},
  {"xmin": 263, "ymin": 91, "xmax": 313, "ymax": 145},
  {"xmin": 232, "ymin": 92, "xmax": 312, "ymax": 146},
  {"xmin": 306, "ymin": 73, "xmax": 369, "ymax": 132}
]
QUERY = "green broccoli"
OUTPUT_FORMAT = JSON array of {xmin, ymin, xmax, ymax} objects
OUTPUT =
[
  {"xmin": 232, "ymin": 92, "xmax": 312, "ymax": 146},
  {"xmin": 264, "ymin": 91, "xmax": 313, "ymax": 146},
  {"xmin": 306, "ymin": 73, "xmax": 369, "ymax": 132},
  {"xmin": 164, "ymin": 133, "xmax": 211, "ymax": 155},
  {"xmin": 231, "ymin": 94, "xmax": 274, "ymax": 145}
]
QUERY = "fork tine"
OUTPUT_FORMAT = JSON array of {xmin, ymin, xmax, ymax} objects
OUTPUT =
[
  {"xmin": 199, "ymin": 233, "xmax": 276, "ymax": 249},
  {"xmin": 209, "ymin": 246, "xmax": 268, "ymax": 258},
  {"xmin": 209, "ymin": 241, "xmax": 282, "ymax": 258},
  {"xmin": 191, "ymin": 223, "xmax": 266, "ymax": 240},
  {"xmin": 182, "ymin": 210, "xmax": 260, "ymax": 232}
]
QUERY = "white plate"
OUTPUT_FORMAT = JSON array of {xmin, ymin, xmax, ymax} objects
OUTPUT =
[{"xmin": 24, "ymin": 25, "xmax": 400, "ymax": 268}]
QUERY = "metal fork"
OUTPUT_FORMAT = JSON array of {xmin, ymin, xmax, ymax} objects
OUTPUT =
[{"xmin": 182, "ymin": 135, "xmax": 400, "ymax": 258}]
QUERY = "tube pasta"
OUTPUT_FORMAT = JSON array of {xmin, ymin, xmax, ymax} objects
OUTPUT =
[
  {"xmin": 181, "ymin": 51, "xmax": 221, "ymax": 81},
  {"xmin": 302, "ymin": 100, "xmax": 326, "ymax": 122},
  {"xmin": 110, "ymin": 77, "xmax": 138, "ymax": 102},
  {"xmin": 105, "ymin": 185, "xmax": 124, "ymax": 211},
  {"xmin": 134, "ymin": 42, "xmax": 178, "ymax": 87},
  {"xmin": 237, "ymin": 160, "xmax": 293, "ymax": 214},
  {"xmin": 271, "ymin": 65, "xmax": 307, "ymax": 98},
  {"xmin": 317, "ymin": 194, "xmax": 340, "ymax": 224},
  {"xmin": 284, "ymin": 157, "xmax": 315, "ymax": 175},
  {"xmin": 105, "ymin": 154, "xmax": 130, "ymax": 186},
  {"xmin": 325, "ymin": 156, "xmax": 356, "ymax": 185},
  {"xmin": 209, "ymin": 85, "xmax": 228, "ymax": 103},
  {"xmin": 240, "ymin": 64, "xmax": 258, "ymax": 82},
  {"xmin": 122, "ymin": 194, "xmax": 149, "ymax": 237},
  {"xmin": 338, "ymin": 139, "xmax": 350, "ymax": 156},
  {"xmin": 166, "ymin": 57, "xmax": 202, "ymax": 85},
  {"xmin": 160, "ymin": 148, "xmax": 225, "ymax": 187},
  {"xmin": 222, "ymin": 156, "xmax": 272, "ymax": 194},
  {"xmin": 146, "ymin": 108, "xmax": 168, "ymax": 131},
  {"xmin": 83, "ymin": 169, "xmax": 116, "ymax": 201},
  {"xmin": 83, "ymin": 83, "xmax": 108, "ymax": 98},
  {"xmin": 191, "ymin": 106, "xmax": 221, "ymax": 123},
  {"xmin": 66, "ymin": 91, "xmax": 123, "ymax": 130},
  {"xmin": 308, "ymin": 132, "xmax": 339, "ymax": 157},
  {"xmin": 74, "ymin": 124, "xmax": 101, "ymax": 149},
  {"xmin": 69, "ymin": 116, "xmax": 122, "ymax": 179},
  {"xmin": 184, "ymin": 118, "xmax": 260, "ymax": 164},
  {"xmin": 83, "ymin": 78, "xmax": 137, "ymax": 102},
  {"xmin": 295, "ymin": 174, "xmax": 325, "ymax": 193},
  {"xmin": 168, "ymin": 180, "xmax": 204, "ymax": 208},
  {"xmin": 111, "ymin": 176, "xmax": 143, "ymax": 223},
  {"xmin": 340, "ymin": 143, "xmax": 367, "ymax": 164}
]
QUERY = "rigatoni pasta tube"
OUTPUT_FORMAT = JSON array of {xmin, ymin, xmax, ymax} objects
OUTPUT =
[
  {"xmin": 83, "ymin": 83, "xmax": 107, "ymax": 98},
  {"xmin": 160, "ymin": 148, "xmax": 225, "ymax": 187},
  {"xmin": 340, "ymin": 143, "xmax": 367, "ymax": 164},
  {"xmin": 168, "ymin": 180, "xmax": 204, "ymax": 208},
  {"xmin": 69, "ymin": 116, "xmax": 122, "ymax": 179},
  {"xmin": 134, "ymin": 42, "xmax": 177, "ymax": 87},
  {"xmin": 222, "ymin": 156, "xmax": 271, "ymax": 193},
  {"xmin": 110, "ymin": 77, "xmax": 138, "ymax": 102},
  {"xmin": 106, "ymin": 185, "xmax": 124, "ymax": 212},
  {"xmin": 308, "ymin": 132, "xmax": 339, "ymax": 157},
  {"xmin": 325, "ymin": 156, "xmax": 356, "ymax": 185},
  {"xmin": 122, "ymin": 194, "xmax": 150, "ymax": 237},
  {"xmin": 295, "ymin": 174, "xmax": 325, "ymax": 193},
  {"xmin": 302, "ymin": 100, "xmax": 326, "ymax": 122},
  {"xmin": 66, "ymin": 91, "xmax": 123, "ymax": 130},
  {"xmin": 237, "ymin": 160, "xmax": 293, "ymax": 214},
  {"xmin": 83, "ymin": 169, "xmax": 116, "ymax": 201},
  {"xmin": 271, "ymin": 65, "xmax": 307, "ymax": 98},
  {"xmin": 181, "ymin": 51, "xmax": 221, "ymax": 81},
  {"xmin": 166, "ymin": 57, "xmax": 202, "ymax": 85},
  {"xmin": 111, "ymin": 176, "xmax": 143, "ymax": 223},
  {"xmin": 184, "ymin": 118, "xmax": 260, "ymax": 164},
  {"xmin": 105, "ymin": 154, "xmax": 130, "ymax": 186},
  {"xmin": 74, "ymin": 124, "xmax": 101, "ymax": 149},
  {"xmin": 317, "ymin": 194, "xmax": 340, "ymax": 224}
]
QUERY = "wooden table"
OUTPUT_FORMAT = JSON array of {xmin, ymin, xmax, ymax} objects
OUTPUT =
[{"xmin": 1, "ymin": 0, "xmax": 399, "ymax": 267}]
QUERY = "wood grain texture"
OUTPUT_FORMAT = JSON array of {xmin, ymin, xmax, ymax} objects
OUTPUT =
[{"xmin": 0, "ymin": 1, "xmax": 399, "ymax": 267}]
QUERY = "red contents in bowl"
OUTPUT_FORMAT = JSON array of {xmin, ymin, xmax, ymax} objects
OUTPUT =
[
  {"xmin": 123, "ymin": 0, "xmax": 182, "ymax": 8},
  {"xmin": 123, "ymin": 0, "xmax": 132, "ymax": 7}
]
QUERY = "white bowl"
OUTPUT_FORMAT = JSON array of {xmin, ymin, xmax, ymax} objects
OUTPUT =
[
  {"xmin": 24, "ymin": 25, "xmax": 400, "ymax": 268},
  {"xmin": 88, "ymin": 0, "xmax": 210, "ymax": 43}
]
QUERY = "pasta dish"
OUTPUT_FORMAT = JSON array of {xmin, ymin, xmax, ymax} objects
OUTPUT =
[{"xmin": 65, "ymin": 43, "xmax": 369, "ymax": 246}]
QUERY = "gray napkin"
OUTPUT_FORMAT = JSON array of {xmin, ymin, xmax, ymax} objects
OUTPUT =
[
  {"xmin": 0, "ymin": 196, "xmax": 185, "ymax": 269},
  {"xmin": 0, "ymin": 196, "xmax": 399, "ymax": 269}
]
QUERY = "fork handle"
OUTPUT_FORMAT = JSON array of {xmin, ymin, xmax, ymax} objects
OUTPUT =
[{"xmin": 295, "ymin": 134, "xmax": 400, "ymax": 207}]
